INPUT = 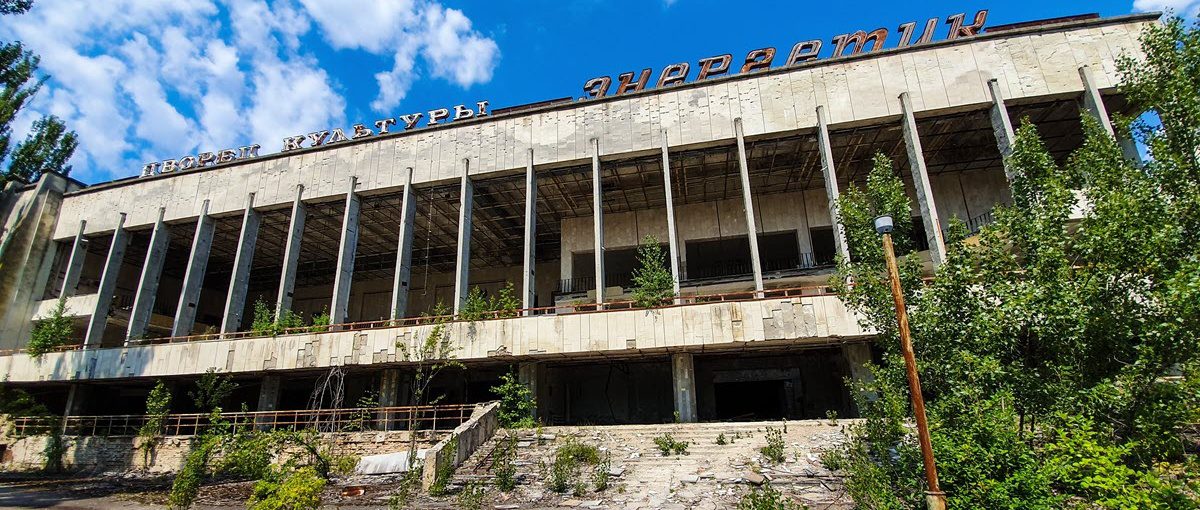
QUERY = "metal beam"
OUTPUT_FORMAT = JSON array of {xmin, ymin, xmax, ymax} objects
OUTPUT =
[
  {"xmin": 173, "ymin": 200, "xmax": 215, "ymax": 337},
  {"xmin": 83, "ymin": 213, "xmax": 128, "ymax": 347},
  {"xmin": 125, "ymin": 207, "xmax": 169, "ymax": 344},
  {"xmin": 221, "ymin": 194, "xmax": 261, "ymax": 334},
  {"xmin": 390, "ymin": 168, "xmax": 417, "ymax": 320},
  {"xmin": 331, "ymin": 177, "xmax": 360, "ymax": 325},
  {"xmin": 591, "ymin": 138, "xmax": 606, "ymax": 306},
  {"xmin": 453, "ymin": 160, "xmax": 473, "ymax": 314},
  {"xmin": 59, "ymin": 220, "xmax": 86, "ymax": 298},
  {"xmin": 900, "ymin": 92, "xmax": 947, "ymax": 266},
  {"xmin": 734, "ymin": 118, "xmax": 764, "ymax": 293},
  {"xmin": 522, "ymin": 149, "xmax": 537, "ymax": 313},
  {"xmin": 816, "ymin": 106, "xmax": 852, "ymax": 263},
  {"xmin": 660, "ymin": 130, "xmax": 681, "ymax": 298},
  {"xmin": 276, "ymin": 185, "xmax": 306, "ymax": 317}
]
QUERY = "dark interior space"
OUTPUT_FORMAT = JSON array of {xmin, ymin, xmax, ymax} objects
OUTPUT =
[{"xmin": 713, "ymin": 380, "xmax": 787, "ymax": 421}]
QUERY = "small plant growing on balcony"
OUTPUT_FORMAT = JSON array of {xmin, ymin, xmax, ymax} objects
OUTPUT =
[
  {"xmin": 631, "ymin": 235, "xmax": 675, "ymax": 308},
  {"xmin": 308, "ymin": 307, "xmax": 331, "ymax": 332},
  {"xmin": 460, "ymin": 282, "xmax": 521, "ymax": 322},
  {"xmin": 28, "ymin": 298, "xmax": 73, "ymax": 358}
]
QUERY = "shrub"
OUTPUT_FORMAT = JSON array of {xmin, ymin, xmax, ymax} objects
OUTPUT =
[
  {"xmin": 547, "ymin": 438, "xmax": 603, "ymax": 494},
  {"xmin": 308, "ymin": 308, "xmax": 331, "ymax": 332},
  {"xmin": 138, "ymin": 381, "xmax": 172, "ymax": 463},
  {"xmin": 251, "ymin": 299, "xmax": 275, "ymax": 335},
  {"xmin": 737, "ymin": 483, "xmax": 806, "ymax": 510},
  {"xmin": 593, "ymin": 452, "xmax": 611, "ymax": 491},
  {"xmin": 491, "ymin": 371, "xmax": 536, "ymax": 428},
  {"xmin": 456, "ymin": 481, "xmax": 486, "ymax": 510},
  {"xmin": 654, "ymin": 433, "xmax": 689, "ymax": 456},
  {"xmin": 716, "ymin": 433, "xmax": 728, "ymax": 445},
  {"xmin": 631, "ymin": 235, "xmax": 675, "ymax": 308},
  {"xmin": 492, "ymin": 434, "xmax": 518, "ymax": 492},
  {"xmin": 387, "ymin": 466, "xmax": 422, "ymax": 509},
  {"xmin": 28, "ymin": 298, "xmax": 73, "ymax": 357},
  {"xmin": 248, "ymin": 466, "xmax": 326, "ymax": 510},
  {"xmin": 190, "ymin": 369, "xmax": 237, "ymax": 412},
  {"xmin": 760, "ymin": 427, "xmax": 785, "ymax": 464}
]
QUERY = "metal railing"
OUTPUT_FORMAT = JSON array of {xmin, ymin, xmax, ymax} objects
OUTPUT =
[
  {"xmin": 556, "ymin": 272, "xmax": 633, "ymax": 294},
  {"xmin": 3, "ymin": 283, "xmax": 843, "ymax": 355},
  {"xmin": 8, "ymin": 403, "xmax": 477, "ymax": 437}
]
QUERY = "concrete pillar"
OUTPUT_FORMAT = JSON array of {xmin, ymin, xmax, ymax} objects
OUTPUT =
[
  {"xmin": 391, "ymin": 168, "xmax": 417, "ymax": 321},
  {"xmin": 734, "ymin": 118, "xmax": 765, "ymax": 293},
  {"xmin": 125, "ymin": 208, "xmax": 170, "ymax": 344},
  {"xmin": 0, "ymin": 173, "xmax": 69, "ymax": 343},
  {"xmin": 59, "ymin": 220, "xmax": 87, "ymax": 298},
  {"xmin": 221, "ymin": 194, "xmax": 261, "ymax": 335},
  {"xmin": 660, "ymin": 130, "xmax": 681, "ymax": 298},
  {"xmin": 518, "ymin": 362, "xmax": 544, "ymax": 420},
  {"xmin": 591, "ymin": 139, "xmax": 605, "ymax": 306},
  {"xmin": 522, "ymin": 149, "xmax": 537, "ymax": 313},
  {"xmin": 453, "ymin": 160, "xmax": 473, "ymax": 314},
  {"xmin": 1079, "ymin": 65, "xmax": 1140, "ymax": 162},
  {"xmin": 900, "ymin": 92, "xmax": 947, "ymax": 266},
  {"xmin": 61, "ymin": 383, "xmax": 88, "ymax": 433},
  {"xmin": 331, "ymin": 177, "xmax": 360, "ymax": 325},
  {"xmin": 987, "ymin": 79, "xmax": 1018, "ymax": 183},
  {"xmin": 816, "ymin": 106, "xmax": 852, "ymax": 263},
  {"xmin": 83, "ymin": 213, "xmax": 128, "ymax": 348},
  {"xmin": 172, "ymin": 200, "xmax": 215, "ymax": 337},
  {"xmin": 378, "ymin": 368, "xmax": 402, "ymax": 430},
  {"xmin": 843, "ymin": 342, "xmax": 876, "ymax": 411},
  {"xmin": 671, "ymin": 352, "xmax": 698, "ymax": 423},
  {"xmin": 276, "ymin": 185, "xmax": 306, "ymax": 318}
]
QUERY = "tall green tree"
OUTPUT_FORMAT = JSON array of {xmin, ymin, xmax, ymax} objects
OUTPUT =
[{"xmin": 824, "ymin": 17, "xmax": 1200, "ymax": 509}]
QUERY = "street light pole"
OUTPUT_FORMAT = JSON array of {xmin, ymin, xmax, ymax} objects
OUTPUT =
[{"xmin": 877, "ymin": 216, "xmax": 946, "ymax": 510}]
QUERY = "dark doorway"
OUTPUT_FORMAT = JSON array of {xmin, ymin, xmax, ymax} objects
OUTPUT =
[{"xmin": 713, "ymin": 380, "xmax": 786, "ymax": 421}]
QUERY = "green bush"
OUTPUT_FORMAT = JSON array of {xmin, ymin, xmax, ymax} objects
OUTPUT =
[
  {"xmin": 190, "ymin": 369, "xmax": 237, "ymax": 413},
  {"xmin": 547, "ymin": 438, "xmax": 603, "ymax": 494},
  {"xmin": 456, "ymin": 481, "xmax": 486, "ymax": 510},
  {"xmin": 308, "ymin": 308, "xmax": 331, "ymax": 332},
  {"xmin": 492, "ymin": 434, "xmax": 518, "ymax": 492},
  {"xmin": 459, "ymin": 282, "xmax": 521, "ymax": 321},
  {"xmin": 593, "ymin": 452, "xmax": 611, "ymax": 492},
  {"xmin": 138, "ymin": 381, "xmax": 172, "ymax": 462},
  {"xmin": 491, "ymin": 371, "xmax": 536, "ymax": 428},
  {"xmin": 631, "ymin": 235, "xmax": 675, "ymax": 308},
  {"xmin": 248, "ymin": 466, "xmax": 326, "ymax": 510},
  {"xmin": 760, "ymin": 427, "xmax": 785, "ymax": 464},
  {"xmin": 653, "ymin": 433, "xmax": 689, "ymax": 456},
  {"xmin": 28, "ymin": 298, "xmax": 73, "ymax": 357},
  {"xmin": 737, "ymin": 483, "xmax": 806, "ymax": 510}
]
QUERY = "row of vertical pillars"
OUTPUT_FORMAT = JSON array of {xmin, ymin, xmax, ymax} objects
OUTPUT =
[{"xmin": 73, "ymin": 66, "xmax": 1130, "ymax": 349}]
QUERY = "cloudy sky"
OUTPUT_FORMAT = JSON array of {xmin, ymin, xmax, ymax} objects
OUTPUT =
[{"xmin": 0, "ymin": 0, "xmax": 1190, "ymax": 184}]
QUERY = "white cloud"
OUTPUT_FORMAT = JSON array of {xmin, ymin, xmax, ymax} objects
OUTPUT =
[
  {"xmin": 0, "ymin": 0, "xmax": 499, "ymax": 183},
  {"xmin": 1133, "ymin": 0, "xmax": 1200, "ymax": 17}
]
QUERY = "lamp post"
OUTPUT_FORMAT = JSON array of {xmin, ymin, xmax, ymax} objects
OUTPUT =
[{"xmin": 874, "ymin": 214, "xmax": 946, "ymax": 510}]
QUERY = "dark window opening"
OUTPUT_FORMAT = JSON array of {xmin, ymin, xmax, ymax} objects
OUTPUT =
[
  {"xmin": 562, "ymin": 247, "xmax": 645, "ymax": 293},
  {"xmin": 713, "ymin": 380, "xmax": 786, "ymax": 421},
  {"xmin": 910, "ymin": 217, "xmax": 930, "ymax": 252},
  {"xmin": 685, "ymin": 231, "xmax": 812, "ymax": 280},
  {"xmin": 809, "ymin": 227, "xmax": 836, "ymax": 266}
]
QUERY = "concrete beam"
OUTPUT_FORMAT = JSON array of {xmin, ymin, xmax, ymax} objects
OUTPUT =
[
  {"xmin": 453, "ymin": 160, "xmax": 473, "ymax": 314},
  {"xmin": 900, "ymin": 92, "xmax": 947, "ymax": 266},
  {"xmin": 125, "ymin": 208, "xmax": 170, "ymax": 344},
  {"xmin": 390, "ymin": 168, "xmax": 417, "ymax": 321},
  {"xmin": 83, "ymin": 213, "xmax": 128, "ymax": 348},
  {"xmin": 815, "ymin": 106, "xmax": 852, "ymax": 263},
  {"xmin": 331, "ymin": 177, "xmax": 360, "ymax": 325},
  {"xmin": 220, "ymin": 194, "xmax": 261, "ymax": 335},
  {"xmin": 276, "ymin": 185, "xmax": 306, "ymax": 318},
  {"xmin": 660, "ymin": 130, "xmax": 681, "ymax": 298},
  {"xmin": 522, "ymin": 149, "xmax": 537, "ymax": 313},
  {"xmin": 671, "ymin": 352, "xmax": 698, "ymax": 423},
  {"xmin": 1080, "ymin": 65, "xmax": 1141, "ymax": 162},
  {"xmin": 734, "ymin": 118, "xmax": 764, "ymax": 292},
  {"xmin": 591, "ymin": 138, "xmax": 605, "ymax": 306},
  {"xmin": 173, "ymin": 200, "xmax": 215, "ymax": 338},
  {"xmin": 987, "ymin": 79, "xmax": 1018, "ymax": 182},
  {"xmin": 59, "ymin": 220, "xmax": 87, "ymax": 299}
]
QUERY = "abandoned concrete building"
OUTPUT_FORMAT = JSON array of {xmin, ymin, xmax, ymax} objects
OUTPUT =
[{"xmin": 0, "ymin": 12, "xmax": 1151, "ymax": 431}]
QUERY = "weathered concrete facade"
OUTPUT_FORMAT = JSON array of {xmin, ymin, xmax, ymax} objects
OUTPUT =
[{"xmin": 0, "ymin": 13, "xmax": 1152, "ymax": 426}]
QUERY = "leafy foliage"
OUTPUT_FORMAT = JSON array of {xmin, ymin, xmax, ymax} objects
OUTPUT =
[
  {"xmin": 250, "ymin": 299, "xmax": 309, "ymax": 336},
  {"xmin": 0, "ymin": 39, "xmax": 77, "ymax": 185},
  {"xmin": 547, "ymin": 438, "xmax": 605, "ymax": 493},
  {"xmin": 653, "ymin": 432, "xmax": 689, "ymax": 456},
  {"xmin": 27, "ymin": 298, "xmax": 73, "ymax": 357},
  {"xmin": 248, "ymin": 465, "xmax": 326, "ymax": 510},
  {"xmin": 492, "ymin": 433, "xmax": 519, "ymax": 491},
  {"xmin": 491, "ymin": 370, "xmax": 536, "ymax": 428},
  {"xmin": 822, "ymin": 19, "xmax": 1200, "ymax": 507},
  {"xmin": 138, "ymin": 381, "xmax": 172, "ymax": 463},
  {"xmin": 459, "ymin": 282, "xmax": 521, "ymax": 321},
  {"xmin": 631, "ymin": 235, "xmax": 676, "ymax": 308},
  {"xmin": 760, "ymin": 427, "xmax": 785, "ymax": 464},
  {"xmin": 396, "ymin": 308, "xmax": 464, "ymax": 462},
  {"xmin": 456, "ymin": 480, "xmax": 486, "ymax": 510},
  {"xmin": 190, "ymin": 369, "xmax": 237, "ymax": 413},
  {"xmin": 737, "ymin": 483, "xmax": 807, "ymax": 510}
]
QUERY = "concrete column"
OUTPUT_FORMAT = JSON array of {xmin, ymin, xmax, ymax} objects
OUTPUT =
[
  {"xmin": 453, "ymin": 160, "xmax": 473, "ymax": 314},
  {"xmin": 591, "ymin": 139, "xmax": 606, "ymax": 306},
  {"xmin": 900, "ymin": 92, "xmax": 947, "ymax": 266},
  {"xmin": 660, "ymin": 130, "xmax": 681, "ymax": 298},
  {"xmin": 522, "ymin": 149, "xmax": 537, "ymax": 313},
  {"xmin": 59, "ymin": 220, "xmax": 87, "ymax": 298},
  {"xmin": 390, "ymin": 168, "xmax": 417, "ymax": 321},
  {"xmin": 671, "ymin": 352, "xmax": 698, "ymax": 423},
  {"xmin": 173, "ymin": 200, "xmax": 215, "ymax": 337},
  {"xmin": 518, "ymin": 362, "xmax": 544, "ymax": 420},
  {"xmin": 125, "ymin": 208, "xmax": 170, "ymax": 344},
  {"xmin": 816, "ymin": 106, "xmax": 852, "ymax": 263},
  {"xmin": 331, "ymin": 177, "xmax": 360, "ymax": 325},
  {"xmin": 734, "ymin": 118, "xmax": 764, "ymax": 293},
  {"xmin": 843, "ymin": 342, "xmax": 877, "ymax": 411},
  {"xmin": 220, "ymin": 194, "xmax": 261, "ymax": 335},
  {"xmin": 83, "ymin": 213, "xmax": 128, "ymax": 347},
  {"xmin": 61, "ymin": 383, "xmax": 88, "ymax": 433},
  {"xmin": 276, "ymin": 185, "xmax": 306, "ymax": 318},
  {"xmin": 1079, "ymin": 65, "xmax": 1140, "ymax": 162},
  {"xmin": 987, "ymin": 79, "xmax": 1018, "ymax": 183},
  {"xmin": 378, "ymin": 368, "xmax": 402, "ymax": 430}
]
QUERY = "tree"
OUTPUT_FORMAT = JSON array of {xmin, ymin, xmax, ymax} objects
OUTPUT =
[
  {"xmin": 190, "ymin": 368, "xmax": 237, "ymax": 413},
  {"xmin": 396, "ymin": 302, "xmax": 464, "ymax": 461},
  {"xmin": 0, "ymin": 1, "xmax": 31, "ymax": 15},
  {"xmin": 27, "ymin": 298, "xmax": 73, "ymax": 357},
  {"xmin": 630, "ymin": 235, "xmax": 675, "ymax": 308},
  {"xmin": 7, "ymin": 115, "xmax": 77, "ymax": 182},
  {"xmin": 491, "ymin": 370, "xmax": 536, "ymax": 428}
]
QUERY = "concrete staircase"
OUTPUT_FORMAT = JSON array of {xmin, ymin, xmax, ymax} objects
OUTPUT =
[{"xmin": 453, "ymin": 419, "xmax": 854, "ymax": 509}]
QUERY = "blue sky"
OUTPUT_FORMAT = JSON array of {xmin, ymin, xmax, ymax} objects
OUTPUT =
[{"xmin": 0, "ymin": 0, "xmax": 1188, "ymax": 184}]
